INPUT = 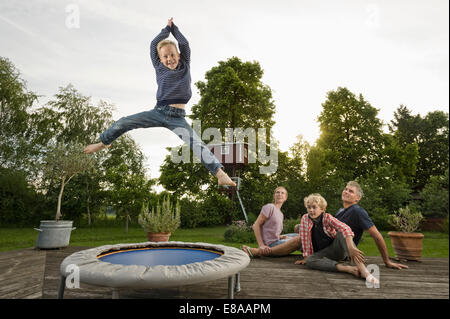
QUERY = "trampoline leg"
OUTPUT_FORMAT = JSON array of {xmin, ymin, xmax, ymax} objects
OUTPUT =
[
  {"xmin": 58, "ymin": 276, "xmax": 66, "ymax": 299},
  {"xmin": 227, "ymin": 276, "xmax": 235, "ymax": 299},
  {"xmin": 234, "ymin": 273, "xmax": 241, "ymax": 293},
  {"xmin": 112, "ymin": 288, "xmax": 120, "ymax": 299}
]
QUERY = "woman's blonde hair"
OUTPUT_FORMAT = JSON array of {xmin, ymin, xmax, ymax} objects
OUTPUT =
[
  {"xmin": 157, "ymin": 40, "xmax": 179, "ymax": 54},
  {"xmin": 304, "ymin": 193, "xmax": 327, "ymax": 210}
]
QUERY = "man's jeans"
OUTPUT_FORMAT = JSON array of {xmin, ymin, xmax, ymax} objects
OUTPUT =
[{"xmin": 100, "ymin": 105, "xmax": 223, "ymax": 175}]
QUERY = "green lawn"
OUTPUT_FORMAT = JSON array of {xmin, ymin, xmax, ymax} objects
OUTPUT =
[
  {"xmin": 0, "ymin": 226, "xmax": 234, "ymax": 252},
  {"xmin": 357, "ymin": 230, "xmax": 449, "ymax": 258},
  {"xmin": 0, "ymin": 226, "xmax": 448, "ymax": 258}
]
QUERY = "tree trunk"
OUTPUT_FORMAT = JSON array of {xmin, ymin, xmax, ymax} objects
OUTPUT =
[
  {"xmin": 87, "ymin": 202, "xmax": 91, "ymax": 225},
  {"xmin": 124, "ymin": 213, "xmax": 130, "ymax": 233},
  {"xmin": 56, "ymin": 177, "xmax": 66, "ymax": 221},
  {"xmin": 86, "ymin": 181, "xmax": 91, "ymax": 225}
]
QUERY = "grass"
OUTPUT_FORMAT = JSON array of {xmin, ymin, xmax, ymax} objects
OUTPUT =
[
  {"xmin": 0, "ymin": 225, "xmax": 235, "ymax": 252},
  {"xmin": 0, "ymin": 226, "xmax": 448, "ymax": 258},
  {"xmin": 357, "ymin": 230, "xmax": 449, "ymax": 258}
]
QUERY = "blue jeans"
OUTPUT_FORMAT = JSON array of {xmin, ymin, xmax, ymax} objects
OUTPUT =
[
  {"xmin": 269, "ymin": 233, "xmax": 299, "ymax": 247},
  {"xmin": 99, "ymin": 105, "xmax": 223, "ymax": 175}
]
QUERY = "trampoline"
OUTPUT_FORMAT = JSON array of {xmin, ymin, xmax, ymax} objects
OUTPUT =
[{"xmin": 58, "ymin": 241, "xmax": 250, "ymax": 299}]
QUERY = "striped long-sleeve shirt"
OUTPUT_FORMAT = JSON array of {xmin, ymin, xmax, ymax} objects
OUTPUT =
[
  {"xmin": 299, "ymin": 213, "xmax": 354, "ymax": 257},
  {"xmin": 150, "ymin": 23, "xmax": 192, "ymax": 106}
]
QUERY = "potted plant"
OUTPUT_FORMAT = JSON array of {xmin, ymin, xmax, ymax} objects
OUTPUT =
[
  {"xmin": 388, "ymin": 206, "xmax": 425, "ymax": 261},
  {"xmin": 138, "ymin": 195, "xmax": 181, "ymax": 242},
  {"xmin": 35, "ymin": 142, "xmax": 94, "ymax": 249}
]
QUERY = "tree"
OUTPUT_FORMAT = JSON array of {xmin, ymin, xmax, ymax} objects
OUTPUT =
[
  {"xmin": 0, "ymin": 57, "xmax": 38, "ymax": 171},
  {"xmin": 41, "ymin": 142, "xmax": 95, "ymax": 221},
  {"xmin": 314, "ymin": 87, "xmax": 384, "ymax": 182},
  {"xmin": 105, "ymin": 162, "xmax": 154, "ymax": 231},
  {"xmin": 305, "ymin": 88, "xmax": 419, "ymax": 216},
  {"xmin": 389, "ymin": 105, "xmax": 422, "ymax": 145},
  {"xmin": 0, "ymin": 167, "xmax": 44, "ymax": 226},
  {"xmin": 379, "ymin": 133, "xmax": 419, "ymax": 186},
  {"xmin": 390, "ymin": 105, "xmax": 449, "ymax": 190},
  {"xmin": 420, "ymin": 169, "xmax": 449, "ymax": 218},
  {"xmin": 358, "ymin": 166, "xmax": 413, "ymax": 230},
  {"xmin": 191, "ymin": 56, "xmax": 275, "ymax": 130},
  {"xmin": 289, "ymin": 134, "xmax": 310, "ymax": 178},
  {"xmin": 30, "ymin": 84, "xmax": 114, "ymax": 147}
]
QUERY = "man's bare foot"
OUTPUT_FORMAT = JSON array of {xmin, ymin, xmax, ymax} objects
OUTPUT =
[
  {"xmin": 216, "ymin": 169, "xmax": 236, "ymax": 187},
  {"xmin": 365, "ymin": 273, "xmax": 380, "ymax": 285},
  {"xmin": 83, "ymin": 142, "xmax": 110, "ymax": 154},
  {"xmin": 360, "ymin": 269, "xmax": 380, "ymax": 285}
]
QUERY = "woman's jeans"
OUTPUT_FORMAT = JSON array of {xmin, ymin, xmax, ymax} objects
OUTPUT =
[
  {"xmin": 100, "ymin": 105, "xmax": 223, "ymax": 175},
  {"xmin": 269, "ymin": 233, "xmax": 299, "ymax": 247}
]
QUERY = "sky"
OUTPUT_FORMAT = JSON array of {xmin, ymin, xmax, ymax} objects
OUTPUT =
[{"xmin": 0, "ymin": 0, "xmax": 448, "ymax": 183}]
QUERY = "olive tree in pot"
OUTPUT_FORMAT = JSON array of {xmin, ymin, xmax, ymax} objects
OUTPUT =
[
  {"xmin": 388, "ymin": 206, "xmax": 425, "ymax": 261},
  {"xmin": 138, "ymin": 195, "xmax": 181, "ymax": 242},
  {"xmin": 35, "ymin": 142, "xmax": 95, "ymax": 249}
]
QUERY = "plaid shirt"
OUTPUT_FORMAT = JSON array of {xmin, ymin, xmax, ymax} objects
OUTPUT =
[{"xmin": 299, "ymin": 213, "xmax": 354, "ymax": 257}]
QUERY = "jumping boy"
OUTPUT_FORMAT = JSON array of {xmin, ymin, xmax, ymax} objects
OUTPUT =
[{"xmin": 84, "ymin": 18, "xmax": 235, "ymax": 187}]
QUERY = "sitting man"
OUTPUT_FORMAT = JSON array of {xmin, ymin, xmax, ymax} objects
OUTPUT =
[
  {"xmin": 242, "ymin": 181, "xmax": 408, "ymax": 270},
  {"xmin": 335, "ymin": 181, "xmax": 408, "ymax": 269}
]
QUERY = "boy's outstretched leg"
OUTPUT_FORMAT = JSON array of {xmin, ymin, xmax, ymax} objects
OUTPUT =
[
  {"xmin": 216, "ymin": 168, "xmax": 236, "ymax": 187},
  {"xmin": 83, "ymin": 142, "xmax": 110, "ymax": 154}
]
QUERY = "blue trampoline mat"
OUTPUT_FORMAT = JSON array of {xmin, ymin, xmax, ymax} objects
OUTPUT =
[{"xmin": 97, "ymin": 247, "xmax": 222, "ymax": 267}]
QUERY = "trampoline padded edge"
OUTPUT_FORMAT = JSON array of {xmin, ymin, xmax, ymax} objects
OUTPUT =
[{"xmin": 60, "ymin": 241, "xmax": 250, "ymax": 289}]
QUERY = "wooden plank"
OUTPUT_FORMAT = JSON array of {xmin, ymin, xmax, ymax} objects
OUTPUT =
[
  {"xmin": 41, "ymin": 248, "xmax": 450, "ymax": 299},
  {"xmin": 0, "ymin": 246, "xmax": 448, "ymax": 299},
  {"xmin": 0, "ymin": 247, "xmax": 46, "ymax": 299}
]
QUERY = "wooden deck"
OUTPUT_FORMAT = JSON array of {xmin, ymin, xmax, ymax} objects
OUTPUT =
[{"xmin": 0, "ymin": 246, "xmax": 448, "ymax": 299}]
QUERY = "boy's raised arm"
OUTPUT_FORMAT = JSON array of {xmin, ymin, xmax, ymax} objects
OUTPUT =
[
  {"xmin": 150, "ymin": 24, "xmax": 171, "ymax": 67},
  {"xmin": 170, "ymin": 22, "xmax": 191, "ymax": 64},
  {"xmin": 150, "ymin": 18, "xmax": 191, "ymax": 66}
]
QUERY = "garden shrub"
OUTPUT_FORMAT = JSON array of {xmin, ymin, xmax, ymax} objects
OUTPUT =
[
  {"xmin": 358, "ymin": 166, "xmax": 412, "ymax": 230},
  {"xmin": 246, "ymin": 212, "xmax": 257, "ymax": 226},
  {"xmin": 178, "ymin": 198, "xmax": 204, "ymax": 228},
  {"xmin": 440, "ymin": 214, "xmax": 449, "ymax": 234},
  {"xmin": 224, "ymin": 220, "xmax": 256, "ymax": 243},
  {"xmin": 0, "ymin": 168, "xmax": 45, "ymax": 226},
  {"xmin": 283, "ymin": 217, "xmax": 301, "ymax": 233},
  {"xmin": 420, "ymin": 170, "xmax": 449, "ymax": 218}
]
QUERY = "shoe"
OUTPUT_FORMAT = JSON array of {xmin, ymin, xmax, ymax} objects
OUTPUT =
[{"xmin": 241, "ymin": 245, "xmax": 254, "ymax": 258}]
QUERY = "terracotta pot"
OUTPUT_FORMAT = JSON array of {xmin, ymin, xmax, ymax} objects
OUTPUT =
[
  {"xmin": 146, "ymin": 232, "xmax": 171, "ymax": 242},
  {"xmin": 388, "ymin": 231, "xmax": 424, "ymax": 261}
]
